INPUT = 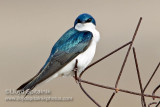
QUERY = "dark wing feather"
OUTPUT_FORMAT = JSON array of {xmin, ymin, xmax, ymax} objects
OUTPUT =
[
  {"xmin": 33, "ymin": 29, "xmax": 93, "ymax": 84},
  {"xmin": 17, "ymin": 28, "xmax": 93, "ymax": 93}
]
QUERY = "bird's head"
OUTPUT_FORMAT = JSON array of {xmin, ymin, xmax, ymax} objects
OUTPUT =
[{"xmin": 74, "ymin": 13, "xmax": 96, "ymax": 28}]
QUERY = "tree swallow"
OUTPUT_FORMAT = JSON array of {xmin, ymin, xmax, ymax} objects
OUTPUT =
[{"xmin": 17, "ymin": 13, "xmax": 100, "ymax": 94}]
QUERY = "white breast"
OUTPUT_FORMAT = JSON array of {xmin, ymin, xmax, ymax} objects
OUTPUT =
[{"xmin": 45, "ymin": 23, "xmax": 100, "ymax": 82}]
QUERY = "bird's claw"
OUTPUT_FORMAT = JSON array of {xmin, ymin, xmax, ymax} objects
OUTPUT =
[
  {"xmin": 72, "ymin": 59, "xmax": 79, "ymax": 83},
  {"xmin": 73, "ymin": 68, "xmax": 78, "ymax": 72}
]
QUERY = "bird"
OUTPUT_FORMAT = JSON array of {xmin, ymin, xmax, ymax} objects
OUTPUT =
[{"xmin": 17, "ymin": 13, "xmax": 100, "ymax": 96}]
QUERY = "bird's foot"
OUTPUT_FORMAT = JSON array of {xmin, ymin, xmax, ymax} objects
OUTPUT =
[
  {"xmin": 73, "ymin": 59, "xmax": 79, "ymax": 83},
  {"xmin": 73, "ymin": 67, "xmax": 78, "ymax": 83}
]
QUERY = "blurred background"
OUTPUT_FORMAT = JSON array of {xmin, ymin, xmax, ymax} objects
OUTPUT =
[{"xmin": 0, "ymin": 0, "xmax": 160, "ymax": 107}]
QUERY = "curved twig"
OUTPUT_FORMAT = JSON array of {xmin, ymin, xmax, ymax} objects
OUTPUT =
[
  {"xmin": 156, "ymin": 101, "xmax": 160, "ymax": 107},
  {"xmin": 152, "ymin": 84, "xmax": 160, "ymax": 100},
  {"xmin": 78, "ymin": 82, "xmax": 101, "ymax": 107},
  {"xmin": 148, "ymin": 102, "xmax": 157, "ymax": 107}
]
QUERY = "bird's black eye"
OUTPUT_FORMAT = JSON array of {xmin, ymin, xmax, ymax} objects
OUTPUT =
[
  {"xmin": 77, "ymin": 19, "xmax": 81, "ymax": 23},
  {"xmin": 86, "ymin": 18, "xmax": 92, "ymax": 22}
]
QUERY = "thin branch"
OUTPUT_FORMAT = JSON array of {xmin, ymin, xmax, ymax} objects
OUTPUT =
[
  {"xmin": 151, "ymin": 62, "xmax": 160, "ymax": 100},
  {"xmin": 106, "ymin": 92, "xmax": 116, "ymax": 107},
  {"xmin": 74, "ymin": 60, "xmax": 101, "ymax": 106},
  {"xmin": 143, "ymin": 62, "xmax": 160, "ymax": 92},
  {"xmin": 77, "ymin": 42, "xmax": 131, "ymax": 106},
  {"xmin": 79, "ymin": 82, "xmax": 101, "ymax": 107},
  {"xmin": 148, "ymin": 102, "xmax": 157, "ymax": 107},
  {"xmin": 152, "ymin": 84, "xmax": 160, "ymax": 100},
  {"xmin": 115, "ymin": 17, "xmax": 142, "ymax": 88},
  {"xmin": 133, "ymin": 47, "xmax": 146, "ymax": 107},
  {"xmin": 156, "ymin": 101, "xmax": 160, "ymax": 107},
  {"xmin": 79, "ymin": 41, "xmax": 132, "ymax": 78},
  {"xmin": 80, "ymin": 79, "xmax": 160, "ymax": 99},
  {"xmin": 107, "ymin": 17, "xmax": 143, "ymax": 107}
]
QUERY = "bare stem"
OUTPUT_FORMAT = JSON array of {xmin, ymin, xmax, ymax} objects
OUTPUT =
[
  {"xmin": 148, "ymin": 102, "xmax": 157, "ymax": 107},
  {"xmin": 152, "ymin": 84, "xmax": 160, "ymax": 100},
  {"xmin": 79, "ymin": 41, "xmax": 132, "ymax": 78},
  {"xmin": 78, "ymin": 82, "xmax": 101, "ymax": 107},
  {"xmin": 143, "ymin": 62, "xmax": 160, "ymax": 92},
  {"xmin": 80, "ymin": 79, "xmax": 160, "ymax": 99},
  {"xmin": 78, "ymin": 42, "xmax": 131, "ymax": 106},
  {"xmin": 156, "ymin": 101, "xmax": 160, "ymax": 107},
  {"xmin": 106, "ymin": 92, "xmax": 116, "ymax": 107},
  {"xmin": 115, "ymin": 17, "xmax": 142, "ymax": 88},
  {"xmin": 107, "ymin": 17, "xmax": 143, "ymax": 107},
  {"xmin": 133, "ymin": 47, "xmax": 146, "ymax": 107}
]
